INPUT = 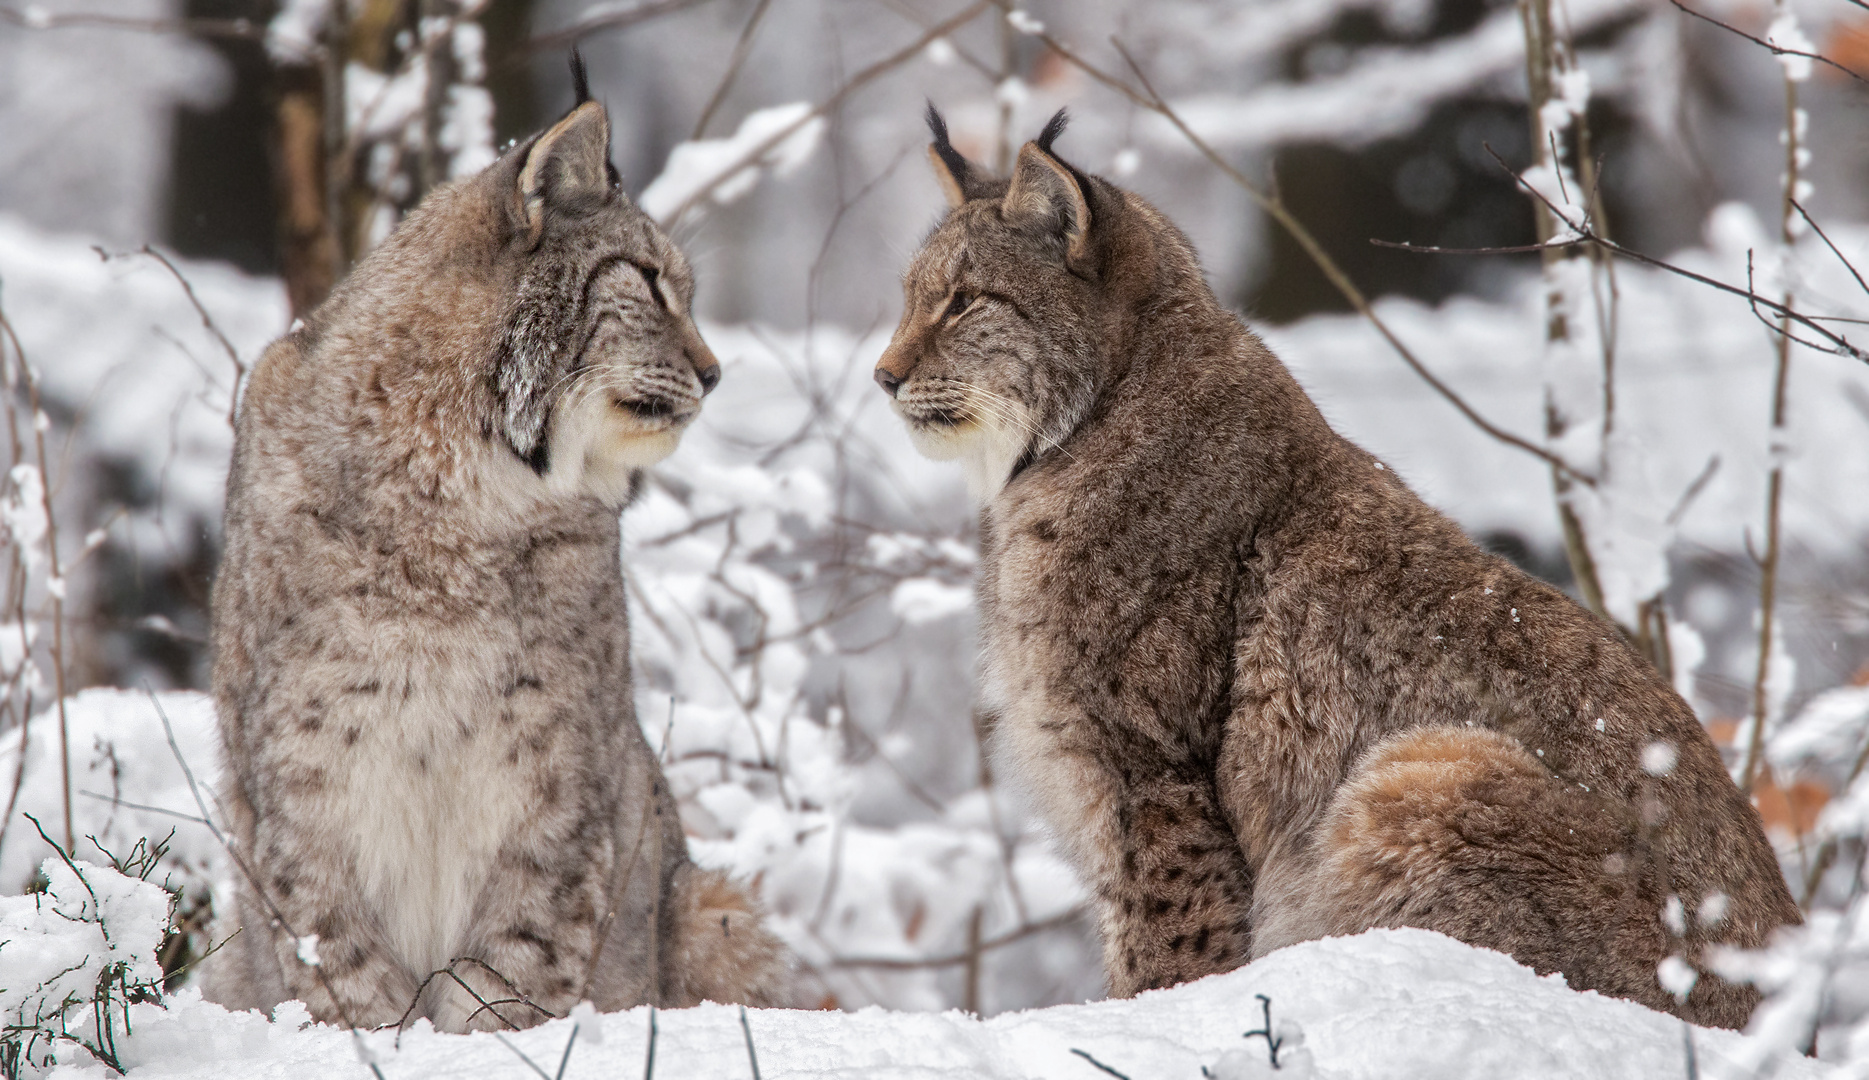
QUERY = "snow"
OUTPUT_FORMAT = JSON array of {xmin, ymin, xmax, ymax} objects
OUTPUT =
[
  {"xmin": 3, "ymin": 78, "xmax": 1869, "ymax": 1072},
  {"xmin": 890, "ymin": 578, "xmax": 974, "ymax": 625},
  {"xmin": 265, "ymin": 0, "xmax": 326, "ymax": 64},
  {"xmin": 0, "ymin": 689, "xmax": 224, "ymax": 900},
  {"xmin": 637, "ymin": 103, "xmax": 827, "ymax": 224},
  {"xmin": 1, "ymin": 854, "xmax": 174, "ymax": 1075},
  {"xmin": 1167, "ymin": 0, "xmax": 1643, "ymax": 151},
  {"xmin": 0, "ymin": 690, "xmax": 1852, "ymax": 1076},
  {"xmin": 1767, "ymin": 9, "xmax": 1816, "ymax": 83},
  {"xmin": 1006, "ymin": 10, "xmax": 1046, "ymax": 36},
  {"xmin": 1642, "ymin": 740, "xmax": 1679, "ymax": 776},
  {"xmin": 1258, "ymin": 210, "xmax": 1869, "ymax": 557},
  {"xmin": 1768, "ymin": 684, "xmax": 1869, "ymax": 778},
  {"xmin": 0, "ymin": 913, "xmax": 1840, "ymax": 1079}
]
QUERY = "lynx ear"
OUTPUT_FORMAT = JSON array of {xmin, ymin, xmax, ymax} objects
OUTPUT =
[
  {"xmin": 924, "ymin": 103, "xmax": 976, "ymax": 209},
  {"xmin": 517, "ymin": 101, "xmax": 612, "ymax": 239},
  {"xmin": 1003, "ymin": 133, "xmax": 1091, "ymax": 265}
]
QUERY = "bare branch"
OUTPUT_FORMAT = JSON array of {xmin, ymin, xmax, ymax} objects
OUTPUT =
[
  {"xmin": 1790, "ymin": 198, "xmax": 1869, "ymax": 298},
  {"xmin": 1488, "ymin": 146, "xmax": 1869, "ymax": 364},
  {"xmin": 1668, "ymin": 0, "xmax": 1869, "ymax": 85},
  {"xmin": 659, "ymin": 2, "xmax": 993, "ymax": 227},
  {"xmin": 0, "ymin": 4, "xmax": 263, "ymax": 39},
  {"xmin": 524, "ymin": 0, "xmax": 720, "ymax": 55},
  {"xmin": 1114, "ymin": 34, "xmax": 1596, "ymax": 485},
  {"xmin": 830, "ymin": 906, "xmax": 1087, "ymax": 969},
  {"xmin": 1666, "ymin": 455, "xmax": 1721, "ymax": 528},
  {"xmin": 690, "ymin": 0, "xmax": 774, "ymax": 141},
  {"xmin": 123, "ymin": 247, "xmax": 247, "ymax": 429}
]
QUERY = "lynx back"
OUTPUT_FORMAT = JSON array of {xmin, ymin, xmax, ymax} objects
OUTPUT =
[{"xmin": 875, "ymin": 107, "xmax": 1798, "ymax": 1028}]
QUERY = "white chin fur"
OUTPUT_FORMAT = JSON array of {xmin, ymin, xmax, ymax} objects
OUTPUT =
[
  {"xmin": 905, "ymin": 415, "xmax": 1030, "ymax": 503},
  {"xmin": 545, "ymin": 393, "xmax": 691, "ymax": 504}
]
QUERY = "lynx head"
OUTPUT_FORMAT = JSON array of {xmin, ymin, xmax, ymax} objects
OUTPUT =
[
  {"xmin": 875, "ymin": 106, "xmax": 1141, "ymax": 500},
  {"xmin": 478, "ymin": 62, "xmax": 717, "ymax": 504}
]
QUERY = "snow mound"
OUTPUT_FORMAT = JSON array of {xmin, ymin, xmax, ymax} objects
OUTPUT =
[
  {"xmin": 0, "ymin": 689, "xmax": 223, "ymax": 899},
  {"xmin": 5, "ymin": 928, "xmax": 1831, "ymax": 1079},
  {"xmin": 2, "ymin": 855, "xmax": 173, "ymax": 1075}
]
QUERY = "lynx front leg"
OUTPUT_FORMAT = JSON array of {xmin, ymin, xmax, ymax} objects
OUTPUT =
[
  {"xmin": 245, "ymin": 827, "xmax": 421, "ymax": 1028},
  {"xmin": 1082, "ymin": 768, "xmax": 1258, "ymax": 996},
  {"xmin": 430, "ymin": 843, "xmax": 612, "ymax": 1032}
]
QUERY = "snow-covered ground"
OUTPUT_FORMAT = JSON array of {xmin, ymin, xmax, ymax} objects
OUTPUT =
[
  {"xmin": 2, "ymin": 857, "xmax": 1838, "ymax": 1080},
  {"xmin": 0, "ymin": 650, "xmax": 1859, "ymax": 1078}
]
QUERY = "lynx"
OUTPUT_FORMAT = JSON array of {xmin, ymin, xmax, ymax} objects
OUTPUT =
[
  {"xmin": 874, "ymin": 107, "xmax": 1799, "ymax": 1028},
  {"xmin": 203, "ymin": 78, "xmax": 789, "ymax": 1031}
]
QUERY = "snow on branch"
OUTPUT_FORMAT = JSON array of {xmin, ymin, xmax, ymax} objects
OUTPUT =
[
  {"xmin": 639, "ymin": 103, "xmax": 826, "ymax": 223},
  {"xmin": 1165, "ymin": 0, "xmax": 1645, "ymax": 152}
]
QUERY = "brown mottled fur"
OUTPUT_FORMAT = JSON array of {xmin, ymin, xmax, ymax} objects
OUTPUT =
[
  {"xmin": 875, "ymin": 109, "xmax": 1798, "ymax": 1028},
  {"xmin": 203, "ymin": 97, "xmax": 790, "ymax": 1031}
]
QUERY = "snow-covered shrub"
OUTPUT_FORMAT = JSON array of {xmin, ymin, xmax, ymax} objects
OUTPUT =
[{"xmin": 0, "ymin": 845, "xmax": 176, "ymax": 1077}]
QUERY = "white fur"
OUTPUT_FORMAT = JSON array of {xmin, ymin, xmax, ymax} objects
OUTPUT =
[
  {"xmin": 545, "ymin": 391, "xmax": 694, "ymax": 505},
  {"xmin": 981, "ymin": 653, "xmax": 1119, "ymax": 880},
  {"xmin": 903, "ymin": 410, "xmax": 1032, "ymax": 502},
  {"xmin": 321, "ymin": 639, "xmax": 532, "ymax": 976}
]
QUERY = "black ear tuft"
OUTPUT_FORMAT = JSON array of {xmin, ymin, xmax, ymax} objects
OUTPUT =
[
  {"xmin": 926, "ymin": 101, "xmax": 971, "ymax": 182},
  {"xmin": 1036, "ymin": 108, "xmax": 1069, "ymax": 156},
  {"xmin": 570, "ymin": 47, "xmax": 591, "ymax": 105}
]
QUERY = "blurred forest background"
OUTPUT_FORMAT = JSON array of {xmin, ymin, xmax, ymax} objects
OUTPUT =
[{"xmin": 2, "ymin": 0, "xmax": 1869, "ymax": 1056}]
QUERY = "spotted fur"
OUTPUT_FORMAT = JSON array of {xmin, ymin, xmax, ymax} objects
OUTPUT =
[
  {"xmin": 203, "ymin": 95, "xmax": 787, "ymax": 1031},
  {"xmin": 876, "ymin": 108, "xmax": 1798, "ymax": 1027}
]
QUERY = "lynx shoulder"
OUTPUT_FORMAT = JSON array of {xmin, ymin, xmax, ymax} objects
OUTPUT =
[
  {"xmin": 874, "ymin": 106, "xmax": 1799, "ymax": 1028},
  {"xmin": 203, "ymin": 90, "xmax": 789, "ymax": 1031}
]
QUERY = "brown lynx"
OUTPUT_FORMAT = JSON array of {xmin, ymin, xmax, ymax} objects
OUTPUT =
[
  {"xmin": 203, "ymin": 79, "xmax": 789, "ymax": 1031},
  {"xmin": 874, "ymin": 107, "xmax": 1799, "ymax": 1028}
]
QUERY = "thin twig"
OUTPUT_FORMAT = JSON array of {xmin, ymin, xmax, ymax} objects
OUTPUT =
[
  {"xmin": 660, "ymin": 2, "xmax": 992, "ymax": 227},
  {"xmin": 393, "ymin": 959, "xmax": 545, "ymax": 1041},
  {"xmin": 691, "ymin": 0, "xmax": 774, "ymax": 141},
  {"xmin": 0, "ymin": 301, "xmax": 73, "ymax": 852},
  {"xmin": 1740, "ymin": 60, "xmax": 1803, "ymax": 796},
  {"xmin": 0, "ymin": 4, "xmax": 263, "ymax": 39},
  {"xmin": 1486, "ymin": 145, "xmax": 1869, "ymax": 364},
  {"xmin": 1666, "ymin": 455, "xmax": 1722, "ymax": 528},
  {"xmin": 1371, "ymin": 237, "xmax": 1577, "ymax": 255},
  {"xmin": 493, "ymin": 1032, "xmax": 554, "ymax": 1080},
  {"xmin": 1668, "ymin": 0, "xmax": 1868, "ymax": 85},
  {"xmin": 1800, "ymin": 731, "xmax": 1869, "ymax": 906},
  {"xmin": 554, "ymin": 1022, "xmax": 580, "ymax": 1080},
  {"xmin": 830, "ymin": 906, "xmax": 1086, "ymax": 969},
  {"xmin": 642, "ymin": 1005, "xmax": 658, "ymax": 1080},
  {"xmin": 129, "ymin": 247, "xmax": 247, "ymax": 429},
  {"xmin": 1790, "ymin": 198, "xmax": 1869, "ymax": 298},
  {"xmin": 525, "ymin": 0, "xmax": 720, "ymax": 54},
  {"xmin": 739, "ymin": 1005, "xmax": 762, "ymax": 1080},
  {"xmin": 160, "ymin": 925, "xmax": 242, "ymax": 985},
  {"xmin": 1070, "ymin": 1048, "xmax": 1134, "ymax": 1079}
]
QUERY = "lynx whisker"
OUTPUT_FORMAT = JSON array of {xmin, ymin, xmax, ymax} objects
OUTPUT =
[{"xmin": 964, "ymin": 384, "xmax": 1075, "ymax": 463}]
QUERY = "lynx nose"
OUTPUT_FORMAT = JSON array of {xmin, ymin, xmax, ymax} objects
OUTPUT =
[
  {"xmin": 696, "ymin": 363, "xmax": 721, "ymax": 395},
  {"xmin": 874, "ymin": 367, "xmax": 902, "ymax": 398}
]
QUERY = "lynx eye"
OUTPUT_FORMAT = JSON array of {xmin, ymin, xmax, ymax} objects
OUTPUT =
[
  {"xmin": 634, "ymin": 263, "xmax": 668, "ymax": 310},
  {"xmin": 944, "ymin": 290, "xmax": 975, "ymax": 321}
]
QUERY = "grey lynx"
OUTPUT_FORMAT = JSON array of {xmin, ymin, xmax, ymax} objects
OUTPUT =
[
  {"xmin": 204, "ymin": 85, "xmax": 789, "ymax": 1031},
  {"xmin": 875, "ymin": 108, "xmax": 1799, "ymax": 1028}
]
